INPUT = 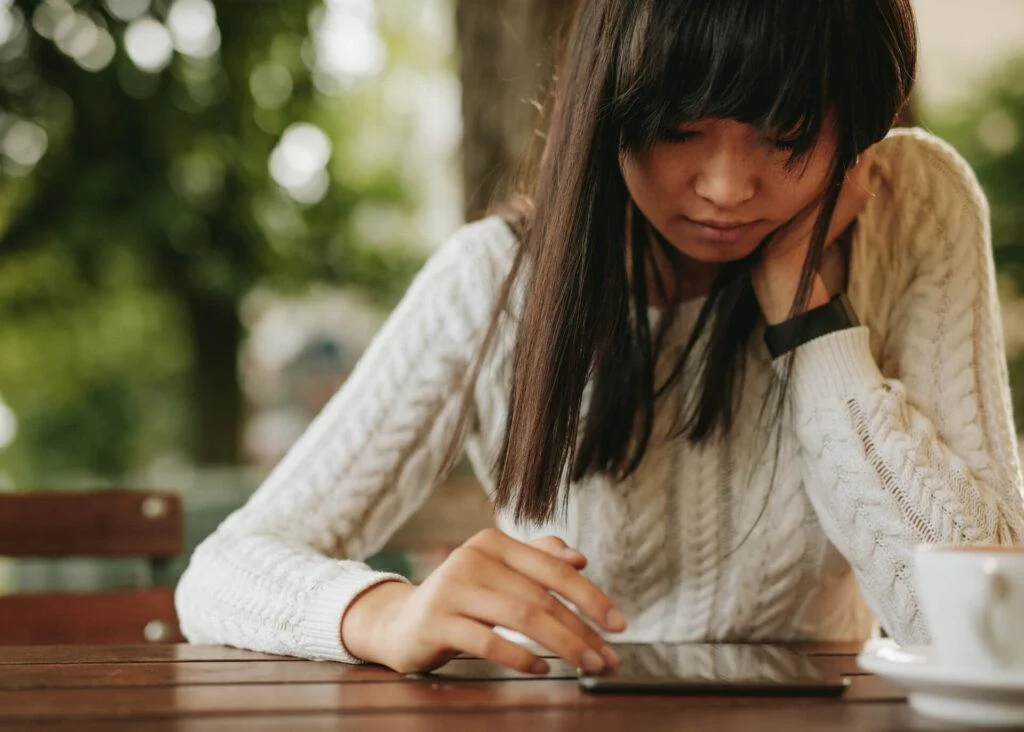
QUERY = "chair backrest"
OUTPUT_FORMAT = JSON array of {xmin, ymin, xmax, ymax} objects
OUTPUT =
[{"xmin": 0, "ymin": 489, "xmax": 185, "ymax": 645}]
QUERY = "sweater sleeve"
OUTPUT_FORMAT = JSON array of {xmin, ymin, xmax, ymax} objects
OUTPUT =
[
  {"xmin": 174, "ymin": 218, "xmax": 516, "ymax": 663},
  {"xmin": 781, "ymin": 135, "xmax": 1024, "ymax": 645}
]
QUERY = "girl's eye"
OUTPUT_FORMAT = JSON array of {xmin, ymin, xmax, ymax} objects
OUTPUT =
[{"xmin": 768, "ymin": 136, "xmax": 801, "ymax": 152}]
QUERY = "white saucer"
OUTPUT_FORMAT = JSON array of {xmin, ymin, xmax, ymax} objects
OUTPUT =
[{"xmin": 858, "ymin": 639, "xmax": 1024, "ymax": 727}]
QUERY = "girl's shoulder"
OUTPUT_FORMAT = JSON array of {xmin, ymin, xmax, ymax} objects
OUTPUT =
[
  {"xmin": 432, "ymin": 215, "xmax": 520, "ymax": 276},
  {"xmin": 858, "ymin": 127, "xmax": 990, "ymax": 276},
  {"xmin": 416, "ymin": 215, "xmax": 521, "ymax": 305},
  {"xmin": 849, "ymin": 128, "xmax": 992, "ymax": 322},
  {"xmin": 870, "ymin": 126, "xmax": 989, "ymax": 223}
]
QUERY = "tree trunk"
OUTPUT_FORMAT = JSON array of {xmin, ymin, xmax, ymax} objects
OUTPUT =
[
  {"xmin": 184, "ymin": 293, "xmax": 243, "ymax": 465},
  {"xmin": 456, "ymin": 0, "xmax": 578, "ymax": 220}
]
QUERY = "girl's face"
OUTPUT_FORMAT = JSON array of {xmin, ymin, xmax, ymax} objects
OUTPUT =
[{"xmin": 621, "ymin": 117, "xmax": 837, "ymax": 265}]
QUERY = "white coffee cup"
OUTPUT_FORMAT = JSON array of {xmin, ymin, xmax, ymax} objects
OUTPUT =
[{"xmin": 915, "ymin": 544, "xmax": 1024, "ymax": 673}]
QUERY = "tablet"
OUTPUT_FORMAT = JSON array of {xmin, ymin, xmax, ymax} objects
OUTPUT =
[{"xmin": 577, "ymin": 643, "xmax": 850, "ymax": 695}]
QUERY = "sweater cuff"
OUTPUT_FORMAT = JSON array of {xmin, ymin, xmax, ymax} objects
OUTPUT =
[
  {"xmin": 772, "ymin": 326, "xmax": 884, "ymax": 409},
  {"xmin": 300, "ymin": 568, "xmax": 411, "ymax": 664}
]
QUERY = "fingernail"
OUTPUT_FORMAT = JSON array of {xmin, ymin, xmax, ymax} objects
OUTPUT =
[
  {"xmin": 531, "ymin": 659, "xmax": 550, "ymax": 675},
  {"xmin": 606, "ymin": 608, "xmax": 626, "ymax": 631},
  {"xmin": 581, "ymin": 650, "xmax": 605, "ymax": 674},
  {"xmin": 559, "ymin": 548, "xmax": 583, "ymax": 561},
  {"xmin": 601, "ymin": 645, "xmax": 620, "ymax": 666}
]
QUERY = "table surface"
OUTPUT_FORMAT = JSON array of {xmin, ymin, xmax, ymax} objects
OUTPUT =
[{"xmin": 0, "ymin": 642, "xmax": 950, "ymax": 731}]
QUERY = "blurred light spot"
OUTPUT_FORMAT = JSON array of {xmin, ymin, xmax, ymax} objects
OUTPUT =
[
  {"xmin": 351, "ymin": 202, "xmax": 409, "ymax": 250},
  {"xmin": 253, "ymin": 194, "xmax": 306, "ymax": 239},
  {"xmin": 0, "ymin": 401, "xmax": 15, "ymax": 449},
  {"xmin": 31, "ymin": 0, "xmax": 72, "ymax": 40},
  {"xmin": 76, "ymin": 27, "xmax": 116, "ymax": 72},
  {"xmin": 0, "ymin": 1, "xmax": 22, "ymax": 46},
  {"xmin": 976, "ymin": 108, "xmax": 1020, "ymax": 156},
  {"xmin": 125, "ymin": 17, "xmax": 173, "ymax": 73},
  {"xmin": 2, "ymin": 119, "xmax": 48, "ymax": 167},
  {"xmin": 0, "ymin": 24, "xmax": 26, "ymax": 62},
  {"xmin": 252, "ymin": 106, "xmax": 284, "ymax": 136},
  {"xmin": 250, "ymin": 62, "xmax": 293, "ymax": 109},
  {"xmin": 269, "ymin": 123, "xmax": 332, "ymax": 204},
  {"xmin": 54, "ymin": 13, "xmax": 98, "ymax": 59},
  {"xmin": 418, "ymin": 0, "xmax": 453, "ymax": 52},
  {"xmin": 174, "ymin": 56, "xmax": 227, "ymax": 108},
  {"xmin": 287, "ymin": 169, "xmax": 330, "ymax": 205},
  {"xmin": 325, "ymin": 0, "xmax": 375, "ymax": 22},
  {"xmin": 415, "ymin": 73, "xmax": 462, "ymax": 154},
  {"xmin": 171, "ymin": 149, "xmax": 225, "ymax": 206},
  {"xmin": 311, "ymin": 70, "xmax": 343, "ymax": 97},
  {"xmin": 52, "ymin": 9, "xmax": 87, "ymax": 45},
  {"xmin": 167, "ymin": 0, "xmax": 219, "ymax": 59},
  {"xmin": 103, "ymin": 0, "xmax": 150, "ymax": 22},
  {"xmin": 315, "ymin": 0, "xmax": 385, "ymax": 81}
]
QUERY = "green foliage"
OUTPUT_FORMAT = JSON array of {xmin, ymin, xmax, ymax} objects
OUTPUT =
[
  {"xmin": 0, "ymin": 249, "xmax": 190, "ymax": 478},
  {"xmin": 0, "ymin": 0, "xmax": 432, "ymax": 481}
]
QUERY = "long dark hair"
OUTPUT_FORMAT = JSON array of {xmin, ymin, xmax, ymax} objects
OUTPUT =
[{"xmin": 454, "ymin": 0, "xmax": 917, "ymax": 525}]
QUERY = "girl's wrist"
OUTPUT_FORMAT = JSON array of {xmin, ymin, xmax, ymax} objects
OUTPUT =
[
  {"xmin": 763, "ymin": 292, "xmax": 861, "ymax": 359},
  {"xmin": 340, "ymin": 580, "xmax": 415, "ymax": 665}
]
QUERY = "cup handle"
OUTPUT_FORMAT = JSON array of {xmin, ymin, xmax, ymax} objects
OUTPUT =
[{"xmin": 976, "ymin": 558, "xmax": 1013, "ymax": 667}]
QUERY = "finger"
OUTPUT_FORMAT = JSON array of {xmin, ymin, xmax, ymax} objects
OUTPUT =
[
  {"xmin": 474, "ymin": 530, "xmax": 625, "ymax": 633},
  {"xmin": 451, "ymin": 585, "xmax": 609, "ymax": 674},
  {"xmin": 527, "ymin": 535, "xmax": 572, "ymax": 555},
  {"xmin": 543, "ymin": 591, "xmax": 619, "ymax": 667},
  {"xmin": 527, "ymin": 536, "xmax": 588, "ymax": 568},
  {"xmin": 435, "ymin": 616, "xmax": 549, "ymax": 675},
  {"xmin": 476, "ymin": 560, "xmax": 618, "ymax": 666}
]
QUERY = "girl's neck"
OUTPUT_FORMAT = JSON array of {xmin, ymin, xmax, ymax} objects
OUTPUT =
[{"xmin": 646, "ymin": 234, "xmax": 720, "ymax": 308}]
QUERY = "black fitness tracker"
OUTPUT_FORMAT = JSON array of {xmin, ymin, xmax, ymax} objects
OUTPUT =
[{"xmin": 763, "ymin": 292, "xmax": 860, "ymax": 359}]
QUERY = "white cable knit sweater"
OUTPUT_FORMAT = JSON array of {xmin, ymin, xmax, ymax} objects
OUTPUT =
[{"xmin": 175, "ymin": 128, "xmax": 1024, "ymax": 664}]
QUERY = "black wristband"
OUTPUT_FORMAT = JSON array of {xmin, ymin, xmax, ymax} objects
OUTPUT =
[{"xmin": 763, "ymin": 292, "xmax": 860, "ymax": 359}]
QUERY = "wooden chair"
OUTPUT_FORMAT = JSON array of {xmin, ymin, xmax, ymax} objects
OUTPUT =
[{"xmin": 0, "ymin": 489, "xmax": 185, "ymax": 645}]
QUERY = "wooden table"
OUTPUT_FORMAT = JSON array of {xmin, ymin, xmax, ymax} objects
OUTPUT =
[{"xmin": 0, "ymin": 642, "xmax": 951, "ymax": 730}]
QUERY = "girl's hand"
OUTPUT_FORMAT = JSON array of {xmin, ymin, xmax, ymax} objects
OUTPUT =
[
  {"xmin": 752, "ymin": 149, "xmax": 877, "ymax": 324},
  {"xmin": 340, "ymin": 529, "xmax": 625, "ymax": 675}
]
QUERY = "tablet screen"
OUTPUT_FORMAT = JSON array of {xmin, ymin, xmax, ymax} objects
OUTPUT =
[{"xmin": 578, "ymin": 643, "xmax": 849, "ymax": 695}]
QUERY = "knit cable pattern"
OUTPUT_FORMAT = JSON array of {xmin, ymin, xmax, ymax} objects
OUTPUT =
[{"xmin": 176, "ymin": 128, "xmax": 1024, "ymax": 662}]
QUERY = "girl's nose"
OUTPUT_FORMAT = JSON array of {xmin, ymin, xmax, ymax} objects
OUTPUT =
[{"xmin": 693, "ymin": 149, "xmax": 757, "ymax": 210}]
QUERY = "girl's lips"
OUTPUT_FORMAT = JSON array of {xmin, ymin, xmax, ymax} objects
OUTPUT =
[{"xmin": 682, "ymin": 215, "xmax": 762, "ymax": 243}]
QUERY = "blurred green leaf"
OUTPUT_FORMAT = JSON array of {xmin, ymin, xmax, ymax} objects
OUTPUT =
[{"xmin": 0, "ymin": 0, "xmax": 437, "ymax": 481}]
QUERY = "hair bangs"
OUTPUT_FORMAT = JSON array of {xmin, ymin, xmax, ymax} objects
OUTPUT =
[{"xmin": 613, "ymin": 0, "xmax": 837, "ymax": 162}]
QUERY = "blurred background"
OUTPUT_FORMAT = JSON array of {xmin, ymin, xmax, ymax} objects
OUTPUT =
[{"xmin": 0, "ymin": 0, "xmax": 1022, "ymax": 592}]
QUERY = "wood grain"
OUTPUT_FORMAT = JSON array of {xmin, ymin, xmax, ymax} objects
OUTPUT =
[
  {"xmin": 0, "ymin": 644, "xmax": 297, "ymax": 666},
  {"xmin": 0, "ymin": 643, "xmax": 907, "ymax": 730},
  {"xmin": 9, "ymin": 704, "xmax": 944, "ymax": 732},
  {"xmin": 0, "ymin": 490, "xmax": 182, "ymax": 558},
  {"xmin": 0, "ymin": 673, "xmax": 903, "ymax": 722},
  {"xmin": 0, "ymin": 587, "xmax": 183, "ymax": 646},
  {"xmin": 0, "ymin": 660, "xmax": 396, "ymax": 690}
]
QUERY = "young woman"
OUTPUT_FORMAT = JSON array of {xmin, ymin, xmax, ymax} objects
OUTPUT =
[{"xmin": 176, "ymin": 0, "xmax": 1024, "ymax": 677}]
